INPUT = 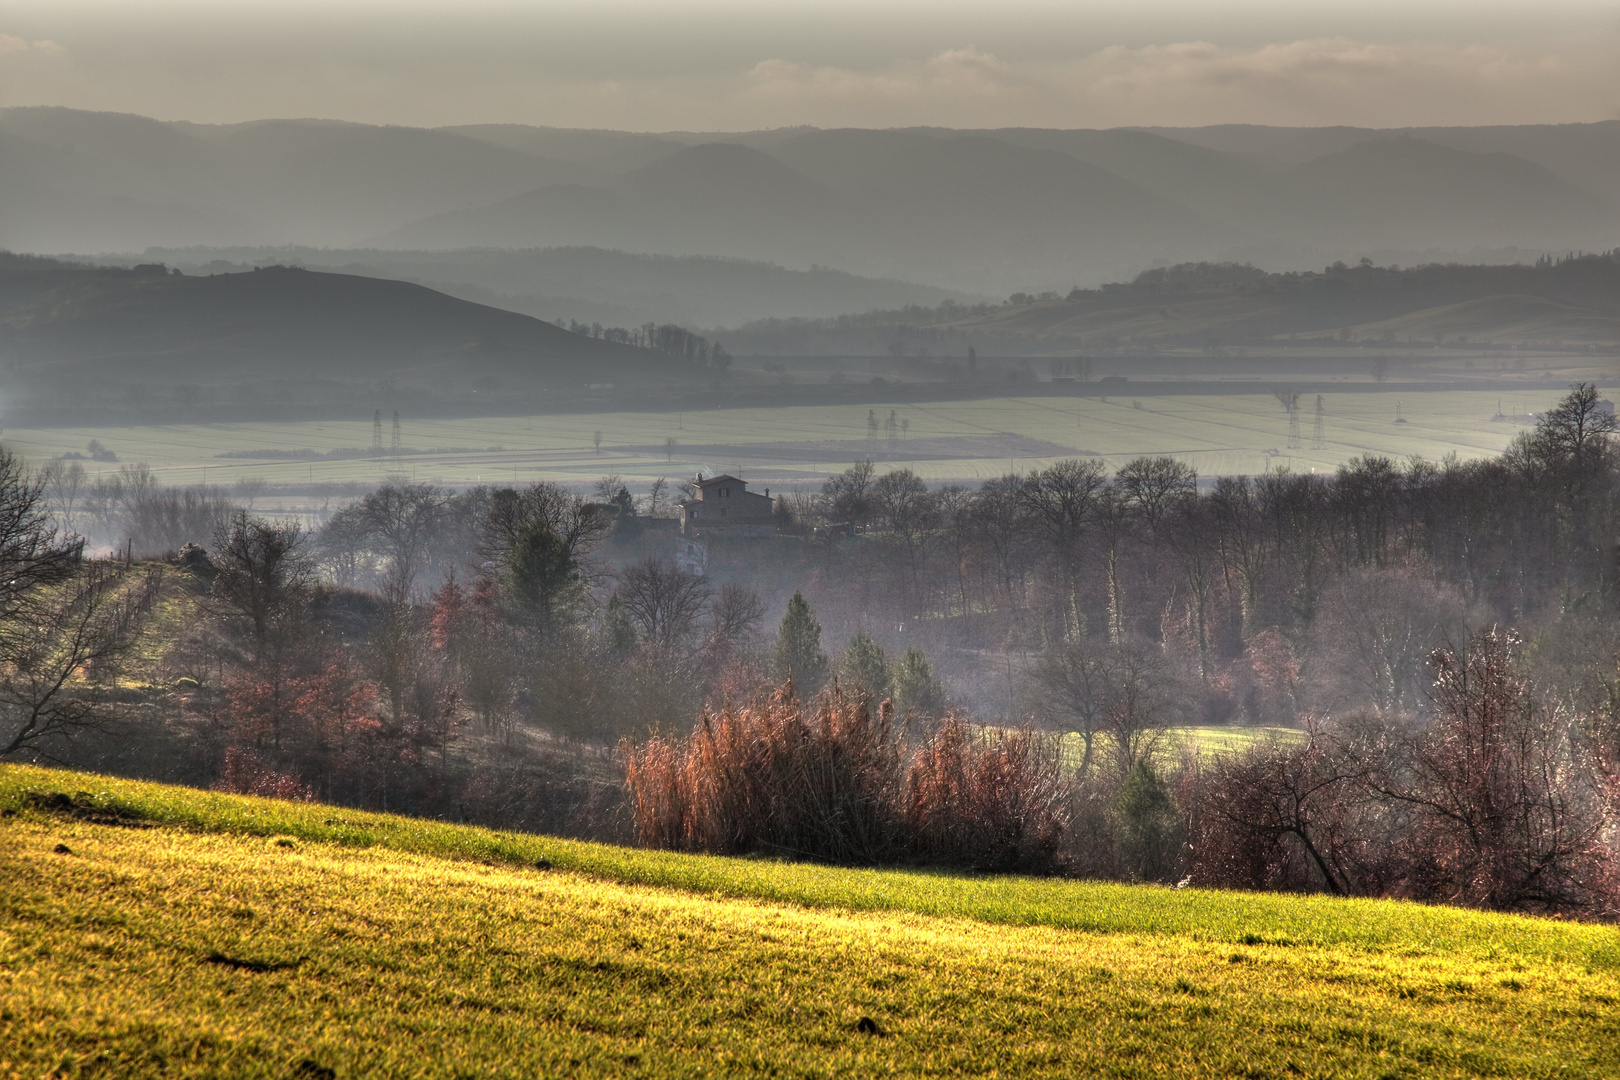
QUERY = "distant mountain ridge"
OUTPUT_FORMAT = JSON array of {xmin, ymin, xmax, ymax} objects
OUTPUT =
[{"xmin": 2, "ymin": 108, "xmax": 1616, "ymax": 296}]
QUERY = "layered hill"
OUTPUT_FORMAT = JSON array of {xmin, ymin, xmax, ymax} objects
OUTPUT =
[
  {"xmin": 0, "ymin": 258, "xmax": 674, "ymax": 389},
  {"xmin": 6, "ymin": 108, "xmax": 1617, "ymax": 296}
]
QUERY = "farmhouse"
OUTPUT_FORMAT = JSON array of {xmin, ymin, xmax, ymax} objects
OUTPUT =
[{"xmin": 680, "ymin": 474, "xmax": 775, "ymax": 538}]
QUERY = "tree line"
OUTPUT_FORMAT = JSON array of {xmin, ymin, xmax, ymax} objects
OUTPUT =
[{"xmin": 1, "ymin": 384, "xmax": 1617, "ymax": 915}]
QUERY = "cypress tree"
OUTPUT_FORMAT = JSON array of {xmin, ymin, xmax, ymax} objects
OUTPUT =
[{"xmin": 770, "ymin": 591, "xmax": 829, "ymax": 692}]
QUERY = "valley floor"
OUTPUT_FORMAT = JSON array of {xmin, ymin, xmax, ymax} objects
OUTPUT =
[{"xmin": 3, "ymin": 765, "xmax": 1618, "ymax": 1078}]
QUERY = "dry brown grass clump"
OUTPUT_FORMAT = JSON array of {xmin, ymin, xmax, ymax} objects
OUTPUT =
[{"xmin": 623, "ymin": 681, "xmax": 1069, "ymax": 872}]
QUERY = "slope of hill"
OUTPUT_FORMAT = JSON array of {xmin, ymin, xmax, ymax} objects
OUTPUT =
[
  {"xmin": 99, "ymin": 246, "xmax": 978, "ymax": 329},
  {"xmin": 0, "ymin": 259, "xmax": 670, "ymax": 388},
  {"xmin": 1282, "ymin": 138, "xmax": 1612, "ymax": 248},
  {"xmin": 0, "ymin": 108, "xmax": 595, "ymax": 248},
  {"xmin": 5, "ymin": 764, "xmax": 1616, "ymax": 1078},
  {"xmin": 721, "ymin": 256, "xmax": 1620, "ymax": 355},
  {"xmin": 1346, "ymin": 294, "xmax": 1620, "ymax": 346}
]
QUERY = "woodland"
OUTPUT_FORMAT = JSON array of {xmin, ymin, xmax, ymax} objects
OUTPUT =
[{"xmin": 3, "ymin": 383, "xmax": 1618, "ymax": 916}]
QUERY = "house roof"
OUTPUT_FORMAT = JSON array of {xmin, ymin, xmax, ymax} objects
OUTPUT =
[{"xmin": 695, "ymin": 474, "xmax": 745, "ymax": 487}]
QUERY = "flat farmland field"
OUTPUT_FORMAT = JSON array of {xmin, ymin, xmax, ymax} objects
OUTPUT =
[{"xmin": 1, "ymin": 388, "xmax": 1577, "ymax": 493}]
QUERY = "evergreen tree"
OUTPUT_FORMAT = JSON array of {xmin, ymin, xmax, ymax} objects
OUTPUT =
[
  {"xmin": 603, "ymin": 593, "xmax": 637, "ymax": 657},
  {"xmin": 770, "ymin": 591, "xmax": 828, "ymax": 691},
  {"xmin": 891, "ymin": 645, "xmax": 946, "ymax": 716},
  {"xmin": 835, "ymin": 630, "xmax": 891, "ymax": 698},
  {"xmin": 1116, "ymin": 761, "xmax": 1180, "ymax": 881}
]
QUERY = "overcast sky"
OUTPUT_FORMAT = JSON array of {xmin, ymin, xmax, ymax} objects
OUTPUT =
[{"xmin": 4, "ymin": 0, "xmax": 1618, "ymax": 131}]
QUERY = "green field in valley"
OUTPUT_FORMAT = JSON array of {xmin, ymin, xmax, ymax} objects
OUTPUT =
[
  {"xmin": 4, "ymin": 764, "xmax": 1619, "ymax": 1078},
  {"xmin": 1, "ymin": 388, "xmax": 1579, "ymax": 496}
]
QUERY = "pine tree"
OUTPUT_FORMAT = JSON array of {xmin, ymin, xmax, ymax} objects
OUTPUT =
[
  {"xmin": 770, "ymin": 591, "xmax": 828, "ymax": 691},
  {"xmin": 835, "ymin": 630, "xmax": 891, "ymax": 698},
  {"xmin": 891, "ymin": 645, "xmax": 946, "ymax": 717}
]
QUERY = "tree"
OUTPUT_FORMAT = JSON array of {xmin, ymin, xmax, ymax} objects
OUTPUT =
[
  {"xmin": 836, "ymin": 631, "xmax": 891, "ymax": 698},
  {"xmin": 1518, "ymin": 382, "xmax": 1617, "ymax": 470},
  {"xmin": 870, "ymin": 468, "xmax": 936, "ymax": 603},
  {"xmin": 1382, "ymin": 628, "xmax": 1601, "ymax": 912},
  {"xmin": 339, "ymin": 483, "xmax": 449, "ymax": 601},
  {"xmin": 709, "ymin": 583, "xmax": 765, "ymax": 647},
  {"xmin": 770, "ymin": 592, "xmax": 829, "ymax": 691},
  {"xmin": 616, "ymin": 558, "xmax": 711, "ymax": 650},
  {"xmin": 821, "ymin": 459, "xmax": 876, "ymax": 527},
  {"xmin": 39, "ymin": 460, "xmax": 87, "ymax": 537},
  {"xmin": 1, "ymin": 560, "xmax": 162, "ymax": 758},
  {"xmin": 208, "ymin": 513, "xmax": 314, "ymax": 654},
  {"xmin": 0, "ymin": 450, "xmax": 83, "ymax": 625},
  {"xmin": 1116, "ymin": 761, "xmax": 1181, "ymax": 882},
  {"xmin": 1115, "ymin": 456, "xmax": 1196, "ymax": 531},
  {"xmin": 480, "ymin": 483, "xmax": 607, "ymax": 634},
  {"xmin": 1032, "ymin": 637, "xmax": 1185, "ymax": 777},
  {"xmin": 891, "ymin": 646, "xmax": 946, "ymax": 717},
  {"xmin": 1018, "ymin": 459, "xmax": 1107, "ymax": 637}
]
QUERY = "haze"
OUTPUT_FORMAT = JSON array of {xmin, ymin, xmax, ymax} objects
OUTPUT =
[{"xmin": 5, "ymin": 0, "xmax": 1618, "ymax": 129}]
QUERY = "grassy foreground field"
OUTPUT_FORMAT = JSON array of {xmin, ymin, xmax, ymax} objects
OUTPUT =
[
  {"xmin": 5, "ymin": 764, "xmax": 1620, "ymax": 1078},
  {"xmin": 2, "ymin": 388, "xmax": 1577, "ymax": 495}
]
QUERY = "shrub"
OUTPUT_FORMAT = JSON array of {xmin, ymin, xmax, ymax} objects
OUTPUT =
[{"xmin": 623, "ymin": 682, "xmax": 1070, "ymax": 872}]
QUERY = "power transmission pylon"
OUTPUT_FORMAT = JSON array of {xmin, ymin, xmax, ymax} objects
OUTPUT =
[
  {"xmin": 1312, "ymin": 395, "xmax": 1326, "ymax": 450},
  {"xmin": 392, "ymin": 411, "xmax": 402, "ymax": 456},
  {"xmin": 1286, "ymin": 392, "xmax": 1301, "ymax": 449},
  {"xmin": 372, "ymin": 410, "xmax": 383, "ymax": 457}
]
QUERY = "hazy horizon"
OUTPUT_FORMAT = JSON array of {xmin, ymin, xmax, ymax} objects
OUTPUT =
[{"xmin": 5, "ymin": 1, "xmax": 1619, "ymax": 131}]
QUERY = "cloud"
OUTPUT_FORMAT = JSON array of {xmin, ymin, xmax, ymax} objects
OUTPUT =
[
  {"xmin": 0, "ymin": 34, "xmax": 65, "ymax": 58},
  {"xmin": 743, "ymin": 48, "xmax": 1024, "ymax": 108},
  {"xmin": 724, "ymin": 37, "xmax": 1615, "ymax": 129},
  {"xmin": 1069, "ymin": 38, "xmax": 1587, "ymax": 125}
]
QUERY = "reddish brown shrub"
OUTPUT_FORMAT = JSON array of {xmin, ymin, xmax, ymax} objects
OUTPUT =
[
  {"xmin": 906, "ymin": 718, "xmax": 1069, "ymax": 872},
  {"xmin": 624, "ymin": 681, "xmax": 1071, "ymax": 871}
]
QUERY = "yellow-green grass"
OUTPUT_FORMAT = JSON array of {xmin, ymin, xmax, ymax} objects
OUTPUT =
[
  {"xmin": 1063, "ymin": 726, "xmax": 1309, "ymax": 772},
  {"xmin": 1, "ymin": 389, "xmax": 1583, "ymax": 497},
  {"xmin": 5, "ymin": 765, "xmax": 1620, "ymax": 1077}
]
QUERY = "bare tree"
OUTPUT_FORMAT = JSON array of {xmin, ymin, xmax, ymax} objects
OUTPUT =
[
  {"xmin": 1018, "ymin": 459, "xmax": 1107, "ymax": 636},
  {"xmin": 40, "ymin": 460, "xmax": 87, "ymax": 537},
  {"xmin": 208, "ymin": 513, "xmax": 315, "ymax": 655},
  {"xmin": 710, "ymin": 582, "xmax": 766, "ymax": 646},
  {"xmin": 1309, "ymin": 566, "xmax": 1469, "ymax": 717},
  {"xmin": 1032, "ymin": 636, "xmax": 1187, "ymax": 777},
  {"xmin": 1, "ymin": 560, "xmax": 162, "ymax": 758},
  {"xmin": 1115, "ymin": 456, "xmax": 1197, "ymax": 531},
  {"xmin": 1380, "ymin": 628, "xmax": 1603, "ymax": 912},
  {"xmin": 821, "ymin": 459, "xmax": 877, "ymax": 528},
  {"xmin": 348, "ymin": 483, "xmax": 449, "ymax": 601},
  {"xmin": 617, "ymin": 558, "xmax": 711, "ymax": 650},
  {"xmin": 0, "ymin": 451, "xmax": 83, "ymax": 622}
]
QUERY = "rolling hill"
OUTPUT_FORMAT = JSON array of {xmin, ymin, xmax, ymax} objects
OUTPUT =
[
  {"xmin": 107, "ymin": 245, "xmax": 973, "ymax": 329},
  {"xmin": 720, "ymin": 255, "xmax": 1620, "ymax": 355},
  {"xmin": 5, "ymin": 763, "xmax": 1619, "ymax": 1078},
  {"xmin": 0, "ymin": 258, "xmax": 673, "ymax": 390}
]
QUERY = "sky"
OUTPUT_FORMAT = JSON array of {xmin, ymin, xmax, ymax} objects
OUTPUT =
[{"xmin": 3, "ymin": 0, "xmax": 1619, "ymax": 131}]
